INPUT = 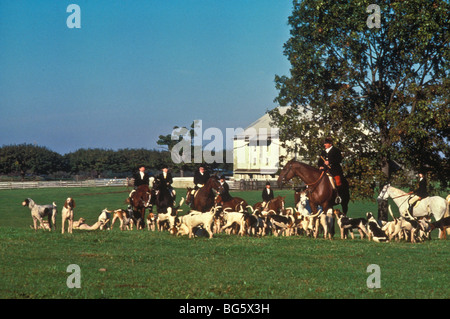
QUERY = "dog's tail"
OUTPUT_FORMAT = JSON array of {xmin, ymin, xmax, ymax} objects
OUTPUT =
[
  {"xmin": 388, "ymin": 205, "xmax": 397, "ymax": 222},
  {"xmin": 173, "ymin": 197, "xmax": 185, "ymax": 214}
]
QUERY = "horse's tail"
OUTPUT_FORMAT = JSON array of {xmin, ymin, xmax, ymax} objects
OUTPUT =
[{"xmin": 445, "ymin": 197, "xmax": 450, "ymax": 218}]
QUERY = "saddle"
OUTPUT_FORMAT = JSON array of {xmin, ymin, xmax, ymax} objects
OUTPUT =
[
  {"xmin": 326, "ymin": 173, "xmax": 336, "ymax": 189},
  {"xmin": 325, "ymin": 173, "xmax": 342, "ymax": 204}
]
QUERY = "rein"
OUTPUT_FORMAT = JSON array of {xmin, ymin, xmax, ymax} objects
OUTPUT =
[
  {"xmin": 305, "ymin": 171, "xmax": 325, "ymax": 187},
  {"xmin": 392, "ymin": 192, "xmax": 412, "ymax": 199}
]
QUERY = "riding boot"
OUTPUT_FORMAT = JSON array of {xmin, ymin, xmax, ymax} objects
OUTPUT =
[{"xmin": 408, "ymin": 204, "xmax": 413, "ymax": 217}]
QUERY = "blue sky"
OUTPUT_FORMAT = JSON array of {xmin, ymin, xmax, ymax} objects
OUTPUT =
[{"xmin": 0, "ymin": 0, "xmax": 292, "ymax": 155}]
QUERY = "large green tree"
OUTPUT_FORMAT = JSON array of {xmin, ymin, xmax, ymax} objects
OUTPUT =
[{"xmin": 270, "ymin": 0, "xmax": 449, "ymax": 199}]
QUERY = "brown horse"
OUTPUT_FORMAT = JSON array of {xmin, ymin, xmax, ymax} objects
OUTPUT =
[
  {"xmin": 215, "ymin": 195, "xmax": 249, "ymax": 212},
  {"xmin": 253, "ymin": 196, "xmax": 286, "ymax": 215},
  {"xmin": 128, "ymin": 184, "xmax": 151, "ymax": 228},
  {"xmin": 277, "ymin": 159, "xmax": 350, "ymax": 215},
  {"xmin": 186, "ymin": 176, "xmax": 223, "ymax": 212}
]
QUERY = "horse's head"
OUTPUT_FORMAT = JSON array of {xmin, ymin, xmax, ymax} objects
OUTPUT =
[
  {"xmin": 377, "ymin": 183, "xmax": 390, "ymax": 200},
  {"xmin": 185, "ymin": 187, "xmax": 193, "ymax": 204},
  {"xmin": 132, "ymin": 185, "xmax": 151, "ymax": 208},
  {"xmin": 207, "ymin": 176, "xmax": 223, "ymax": 192},
  {"xmin": 152, "ymin": 178, "xmax": 162, "ymax": 190},
  {"xmin": 277, "ymin": 160, "xmax": 296, "ymax": 189}
]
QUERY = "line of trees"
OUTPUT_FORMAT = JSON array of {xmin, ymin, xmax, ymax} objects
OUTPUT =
[{"xmin": 0, "ymin": 144, "xmax": 171, "ymax": 180}]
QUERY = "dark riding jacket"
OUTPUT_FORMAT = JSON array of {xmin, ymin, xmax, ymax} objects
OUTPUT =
[
  {"xmin": 133, "ymin": 172, "xmax": 151, "ymax": 187},
  {"xmin": 219, "ymin": 181, "xmax": 232, "ymax": 202},
  {"xmin": 156, "ymin": 172, "xmax": 173, "ymax": 189},
  {"xmin": 414, "ymin": 178, "xmax": 428, "ymax": 198},
  {"xmin": 318, "ymin": 146, "xmax": 344, "ymax": 177},
  {"xmin": 194, "ymin": 171, "xmax": 210, "ymax": 187},
  {"xmin": 262, "ymin": 188, "xmax": 274, "ymax": 202}
]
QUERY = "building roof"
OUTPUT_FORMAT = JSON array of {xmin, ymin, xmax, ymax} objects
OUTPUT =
[
  {"xmin": 244, "ymin": 106, "xmax": 290, "ymax": 131},
  {"xmin": 234, "ymin": 106, "xmax": 292, "ymax": 140}
]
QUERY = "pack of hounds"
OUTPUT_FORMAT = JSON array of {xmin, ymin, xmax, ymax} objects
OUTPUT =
[{"xmin": 22, "ymin": 193, "xmax": 450, "ymax": 242}]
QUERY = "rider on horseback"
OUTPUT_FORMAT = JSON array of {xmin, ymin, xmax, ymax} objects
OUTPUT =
[
  {"xmin": 156, "ymin": 164, "xmax": 175, "ymax": 199},
  {"xmin": 408, "ymin": 172, "xmax": 429, "ymax": 216},
  {"xmin": 218, "ymin": 175, "xmax": 232, "ymax": 205},
  {"xmin": 318, "ymin": 137, "xmax": 344, "ymax": 204},
  {"xmin": 190, "ymin": 166, "xmax": 210, "ymax": 207},
  {"xmin": 261, "ymin": 181, "xmax": 274, "ymax": 210},
  {"xmin": 128, "ymin": 165, "xmax": 152, "ymax": 205},
  {"xmin": 194, "ymin": 165, "xmax": 210, "ymax": 189}
]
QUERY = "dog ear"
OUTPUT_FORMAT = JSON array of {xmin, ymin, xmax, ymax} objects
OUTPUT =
[{"xmin": 72, "ymin": 199, "xmax": 76, "ymax": 208}]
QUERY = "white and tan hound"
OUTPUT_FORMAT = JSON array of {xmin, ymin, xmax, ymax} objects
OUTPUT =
[{"xmin": 62, "ymin": 197, "xmax": 75, "ymax": 234}]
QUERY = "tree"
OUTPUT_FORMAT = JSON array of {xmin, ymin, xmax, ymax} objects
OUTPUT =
[
  {"xmin": 157, "ymin": 122, "xmax": 198, "ymax": 176},
  {"xmin": 0, "ymin": 144, "xmax": 63, "ymax": 179},
  {"xmin": 271, "ymin": 0, "xmax": 449, "ymax": 199}
]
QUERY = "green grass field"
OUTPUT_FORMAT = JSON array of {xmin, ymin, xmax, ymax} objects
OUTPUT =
[{"xmin": 0, "ymin": 186, "xmax": 448, "ymax": 299}]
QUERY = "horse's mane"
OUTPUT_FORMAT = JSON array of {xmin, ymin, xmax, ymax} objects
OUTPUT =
[
  {"xmin": 288, "ymin": 160, "xmax": 321, "ymax": 174},
  {"xmin": 386, "ymin": 185, "xmax": 407, "ymax": 196}
]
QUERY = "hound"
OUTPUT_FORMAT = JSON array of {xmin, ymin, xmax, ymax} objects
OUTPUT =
[
  {"xmin": 111, "ymin": 208, "xmax": 134, "ymax": 230},
  {"xmin": 61, "ymin": 197, "xmax": 75, "ymax": 234},
  {"xmin": 244, "ymin": 212, "xmax": 267, "ymax": 236},
  {"xmin": 267, "ymin": 213, "xmax": 296, "ymax": 237},
  {"xmin": 156, "ymin": 197, "xmax": 185, "ymax": 233},
  {"xmin": 146, "ymin": 212, "xmax": 156, "ymax": 231},
  {"xmin": 334, "ymin": 209, "xmax": 369, "ymax": 239},
  {"xmin": 22, "ymin": 198, "xmax": 57, "ymax": 231},
  {"xmin": 386, "ymin": 205, "xmax": 425, "ymax": 242},
  {"xmin": 429, "ymin": 216, "xmax": 450, "ymax": 239},
  {"xmin": 178, "ymin": 207, "xmax": 220, "ymax": 239},
  {"xmin": 29, "ymin": 220, "xmax": 51, "ymax": 230},
  {"xmin": 98, "ymin": 209, "xmax": 112, "ymax": 230},
  {"xmin": 219, "ymin": 209, "xmax": 246, "ymax": 236},
  {"xmin": 73, "ymin": 218, "xmax": 107, "ymax": 230},
  {"xmin": 312, "ymin": 209, "xmax": 335, "ymax": 239},
  {"xmin": 366, "ymin": 212, "xmax": 389, "ymax": 242}
]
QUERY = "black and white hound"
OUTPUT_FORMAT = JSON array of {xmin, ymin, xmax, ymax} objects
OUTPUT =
[
  {"xmin": 366, "ymin": 212, "xmax": 389, "ymax": 242},
  {"xmin": 334, "ymin": 209, "xmax": 369, "ymax": 239},
  {"xmin": 22, "ymin": 198, "xmax": 57, "ymax": 231}
]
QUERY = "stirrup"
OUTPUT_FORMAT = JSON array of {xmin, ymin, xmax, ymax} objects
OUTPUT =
[{"xmin": 335, "ymin": 196, "xmax": 342, "ymax": 204}]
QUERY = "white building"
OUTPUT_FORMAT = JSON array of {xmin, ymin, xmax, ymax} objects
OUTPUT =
[{"xmin": 233, "ymin": 106, "xmax": 299, "ymax": 180}]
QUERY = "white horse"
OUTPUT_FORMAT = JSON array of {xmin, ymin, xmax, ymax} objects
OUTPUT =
[{"xmin": 378, "ymin": 184, "xmax": 447, "ymax": 222}]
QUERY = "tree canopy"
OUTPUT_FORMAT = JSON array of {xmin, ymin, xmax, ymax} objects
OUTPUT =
[
  {"xmin": 270, "ymin": 0, "xmax": 449, "ymax": 199},
  {"xmin": 0, "ymin": 144, "xmax": 171, "ymax": 179}
]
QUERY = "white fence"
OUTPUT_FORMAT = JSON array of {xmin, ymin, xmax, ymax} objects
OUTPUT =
[
  {"xmin": 0, "ymin": 179, "xmax": 128, "ymax": 190},
  {"xmin": 0, "ymin": 178, "xmax": 281, "ymax": 190}
]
